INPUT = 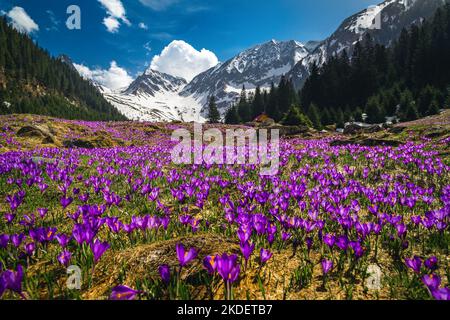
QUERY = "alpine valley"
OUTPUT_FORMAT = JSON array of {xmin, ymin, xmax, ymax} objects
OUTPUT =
[{"xmin": 63, "ymin": 0, "xmax": 447, "ymax": 122}]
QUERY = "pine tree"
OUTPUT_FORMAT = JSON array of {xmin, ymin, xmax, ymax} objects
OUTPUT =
[
  {"xmin": 320, "ymin": 108, "xmax": 333, "ymax": 126},
  {"xmin": 251, "ymin": 86, "xmax": 265, "ymax": 119},
  {"xmin": 335, "ymin": 108, "xmax": 345, "ymax": 129},
  {"xmin": 207, "ymin": 95, "xmax": 221, "ymax": 123},
  {"xmin": 445, "ymin": 86, "xmax": 450, "ymax": 109},
  {"xmin": 224, "ymin": 104, "xmax": 240, "ymax": 124},
  {"xmin": 428, "ymin": 99, "xmax": 440, "ymax": 116},
  {"xmin": 237, "ymin": 86, "xmax": 251, "ymax": 123},
  {"xmin": 354, "ymin": 107, "xmax": 364, "ymax": 122},
  {"xmin": 266, "ymin": 82, "xmax": 281, "ymax": 121},
  {"xmin": 399, "ymin": 90, "xmax": 418, "ymax": 121},
  {"xmin": 417, "ymin": 85, "xmax": 440, "ymax": 117},
  {"xmin": 282, "ymin": 105, "xmax": 312, "ymax": 127},
  {"xmin": 365, "ymin": 96, "xmax": 385, "ymax": 124},
  {"xmin": 307, "ymin": 103, "xmax": 322, "ymax": 129}
]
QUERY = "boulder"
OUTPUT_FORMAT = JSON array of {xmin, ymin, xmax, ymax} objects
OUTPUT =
[
  {"xmin": 41, "ymin": 136, "xmax": 55, "ymax": 144},
  {"xmin": 259, "ymin": 118, "xmax": 275, "ymax": 127},
  {"xmin": 388, "ymin": 126, "xmax": 407, "ymax": 134},
  {"xmin": 344, "ymin": 123, "xmax": 383, "ymax": 135},
  {"xmin": 330, "ymin": 138, "xmax": 403, "ymax": 147},
  {"xmin": 63, "ymin": 139, "xmax": 96, "ymax": 149},
  {"xmin": 268, "ymin": 125, "xmax": 310, "ymax": 136},
  {"xmin": 17, "ymin": 125, "xmax": 54, "ymax": 139}
]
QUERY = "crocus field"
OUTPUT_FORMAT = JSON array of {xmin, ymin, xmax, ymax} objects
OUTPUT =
[{"xmin": 0, "ymin": 114, "xmax": 449, "ymax": 300}]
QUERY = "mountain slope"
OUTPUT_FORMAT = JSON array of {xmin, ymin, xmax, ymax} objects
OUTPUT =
[
  {"xmin": 288, "ymin": 0, "xmax": 448, "ymax": 88},
  {"xmin": 103, "ymin": 68, "xmax": 205, "ymax": 122},
  {"xmin": 0, "ymin": 17, "xmax": 125, "ymax": 121},
  {"xmin": 181, "ymin": 40, "xmax": 309, "ymax": 116}
]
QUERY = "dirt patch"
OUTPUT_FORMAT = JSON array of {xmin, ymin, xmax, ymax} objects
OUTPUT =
[{"xmin": 83, "ymin": 233, "xmax": 239, "ymax": 300}]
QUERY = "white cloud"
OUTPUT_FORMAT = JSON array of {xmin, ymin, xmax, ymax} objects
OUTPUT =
[
  {"xmin": 46, "ymin": 10, "xmax": 60, "ymax": 31},
  {"xmin": 74, "ymin": 61, "xmax": 133, "ymax": 91},
  {"xmin": 98, "ymin": 0, "xmax": 130, "ymax": 33},
  {"xmin": 138, "ymin": 22, "xmax": 148, "ymax": 30},
  {"xmin": 139, "ymin": 0, "xmax": 179, "ymax": 11},
  {"xmin": 103, "ymin": 16, "xmax": 120, "ymax": 33},
  {"xmin": 150, "ymin": 40, "xmax": 218, "ymax": 81},
  {"xmin": 6, "ymin": 7, "xmax": 39, "ymax": 34},
  {"xmin": 144, "ymin": 41, "xmax": 152, "ymax": 54}
]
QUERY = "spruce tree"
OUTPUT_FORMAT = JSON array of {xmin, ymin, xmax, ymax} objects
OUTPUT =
[
  {"xmin": 399, "ymin": 90, "xmax": 418, "ymax": 121},
  {"xmin": 251, "ymin": 86, "xmax": 265, "ymax": 119},
  {"xmin": 418, "ymin": 86, "xmax": 440, "ymax": 117},
  {"xmin": 224, "ymin": 104, "xmax": 240, "ymax": 124},
  {"xmin": 365, "ymin": 96, "xmax": 385, "ymax": 124},
  {"xmin": 445, "ymin": 86, "xmax": 450, "ymax": 109},
  {"xmin": 207, "ymin": 95, "xmax": 221, "ymax": 123},
  {"xmin": 428, "ymin": 100, "xmax": 440, "ymax": 116},
  {"xmin": 237, "ymin": 86, "xmax": 251, "ymax": 123},
  {"xmin": 282, "ymin": 105, "xmax": 312, "ymax": 127},
  {"xmin": 266, "ymin": 82, "xmax": 281, "ymax": 121},
  {"xmin": 335, "ymin": 108, "xmax": 345, "ymax": 129},
  {"xmin": 320, "ymin": 108, "xmax": 333, "ymax": 126},
  {"xmin": 307, "ymin": 103, "xmax": 322, "ymax": 129}
]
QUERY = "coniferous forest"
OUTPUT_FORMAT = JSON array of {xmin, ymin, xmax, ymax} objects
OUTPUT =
[
  {"xmin": 225, "ymin": 4, "xmax": 450, "ymax": 128},
  {"xmin": 0, "ymin": 17, "xmax": 125, "ymax": 121}
]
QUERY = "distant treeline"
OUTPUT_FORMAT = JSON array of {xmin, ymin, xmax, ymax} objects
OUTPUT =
[
  {"xmin": 0, "ymin": 17, "xmax": 125, "ymax": 121},
  {"xmin": 224, "ymin": 4, "xmax": 450, "ymax": 128}
]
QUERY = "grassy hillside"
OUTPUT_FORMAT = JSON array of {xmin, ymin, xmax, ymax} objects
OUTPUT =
[{"xmin": 0, "ymin": 17, "xmax": 126, "ymax": 121}]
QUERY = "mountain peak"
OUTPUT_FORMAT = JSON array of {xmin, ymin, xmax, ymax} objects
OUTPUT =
[{"xmin": 143, "ymin": 67, "xmax": 187, "ymax": 82}]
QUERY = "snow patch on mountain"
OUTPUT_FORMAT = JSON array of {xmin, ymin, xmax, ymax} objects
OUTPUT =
[
  {"xmin": 182, "ymin": 40, "xmax": 309, "ymax": 116},
  {"xmin": 103, "ymin": 68, "xmax": 205, "ymax": 122}
]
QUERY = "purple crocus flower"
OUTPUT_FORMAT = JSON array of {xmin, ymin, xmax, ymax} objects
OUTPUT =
[
  {"xmin": 56, "ymin": 234, "xmax": 70, "ymax": 247},
  {"xmin": 4, "ymin": 213, "xmax": 15, "ymax": 224},
  {"xmin": 259, "ymin": 248, "xmax": 272, "ymax": 264},
  {"xmin": 431, "ymin": 287, "xmax": 450, "ymax": 301},
  {"xmin": 90, "ymin": 239, "xmax": 110, "ymax": 263},
  {"xmin": 240, "ymin": 241, "xmax": 255, "ymax": 263},
  {"xmin": 396, "ymin": 223, "xmax": 407, "ymax": 238},
  {"xmin": 11, "ymin": 234, "xmax": 24, "ymax": 248},
  {"xmin": 176, "ymin": 243, "xmax": 198, "ymax": 267},
  {"xmin": 2, "ymin": 265, "xmax": 24, "ymax": 295},
  {"xmin": 37, "ymin": 208, "xmax": 48, "ymax": 219},
  {"xmin": 57, "ymin": 250, "xmax": 72, "ymax": 267},
  {"xmin": 0, "ymin": 234, "xmax": 9, "ymax": 249},
  {"xmin": 203, "ymin": 255, "xmax": 217, "ymax": 275},
  {"xmin": 281, "ymin": 232, "xmax": 291, "ymax": 242},
  {"xmin": 159, "ymin": 264, "xmax": 171, "ymax": 284},
  {"xmin": 110, "ymin": 285, "xmax": 142, "ymax": 300},
  {"xmin": 24, "ymin": 242, "xmax": 35, "ymax": 256},
  {"xmin": 424, "ymin": 256, "xmax": 438, "ymax": 271},
  {"xmin": 422, "ymin": 274, "xmax": 441, "ymax": 291},
  {"xmin": 321, "ymin": 259, "xmax": 333, "ymax": 274},
  {"xmin": 60, "ymin": 197, "xmax": 73, "ymax": 209},
  {"xmin": 405, "ymin": 256, "xmax": 422, "ymax": 274},
  {"xmin": 216, "ymin": 253, "xmax": 240, "ymax": 283},
  {"xmin": 306, "ymin": 237, "xmax": 313, "ymax": 251},
  {"xmin": 72, "ymin": 224, "xmax": 95, "ymax": 244},
  {"xmin": 323, "ymin": 234, "xmax": 335, "ymax": 248},
  {"xmin": 0, "ymin": 275, "xmax": 5, "ymax": 298},
  {"xmin": 335, "ymin": 235, "xmax": 348, "ymax": 251}
]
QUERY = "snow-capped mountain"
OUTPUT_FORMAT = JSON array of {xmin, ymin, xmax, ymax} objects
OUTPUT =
[
  {"xmin": 287, "ymin": 0, "xmax": 447, "ymax": 88},
  {"xmin": 304, "ymin": 40, "xmax": 322, "ymax": 53},
  {"xmin": 69, "ymin": 0, "xmax": 447, "ymax": 122},
  {"xmin": 181, "ymin": 40, "xmax": 309, "ymax": 115},
  {"xmin": 103, "ymin": 68, "xmax": 205, "ymax": 122}
]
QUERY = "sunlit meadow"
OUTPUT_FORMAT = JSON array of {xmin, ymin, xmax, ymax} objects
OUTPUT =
[{"xmin": 0, "ymin": 114, "xmax": 449, "ymax": 300}]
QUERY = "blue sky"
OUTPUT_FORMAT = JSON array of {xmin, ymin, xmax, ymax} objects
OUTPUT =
[{"xmin": 0, "ymin": 0, "xmax": 379, "ymax": 87}]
